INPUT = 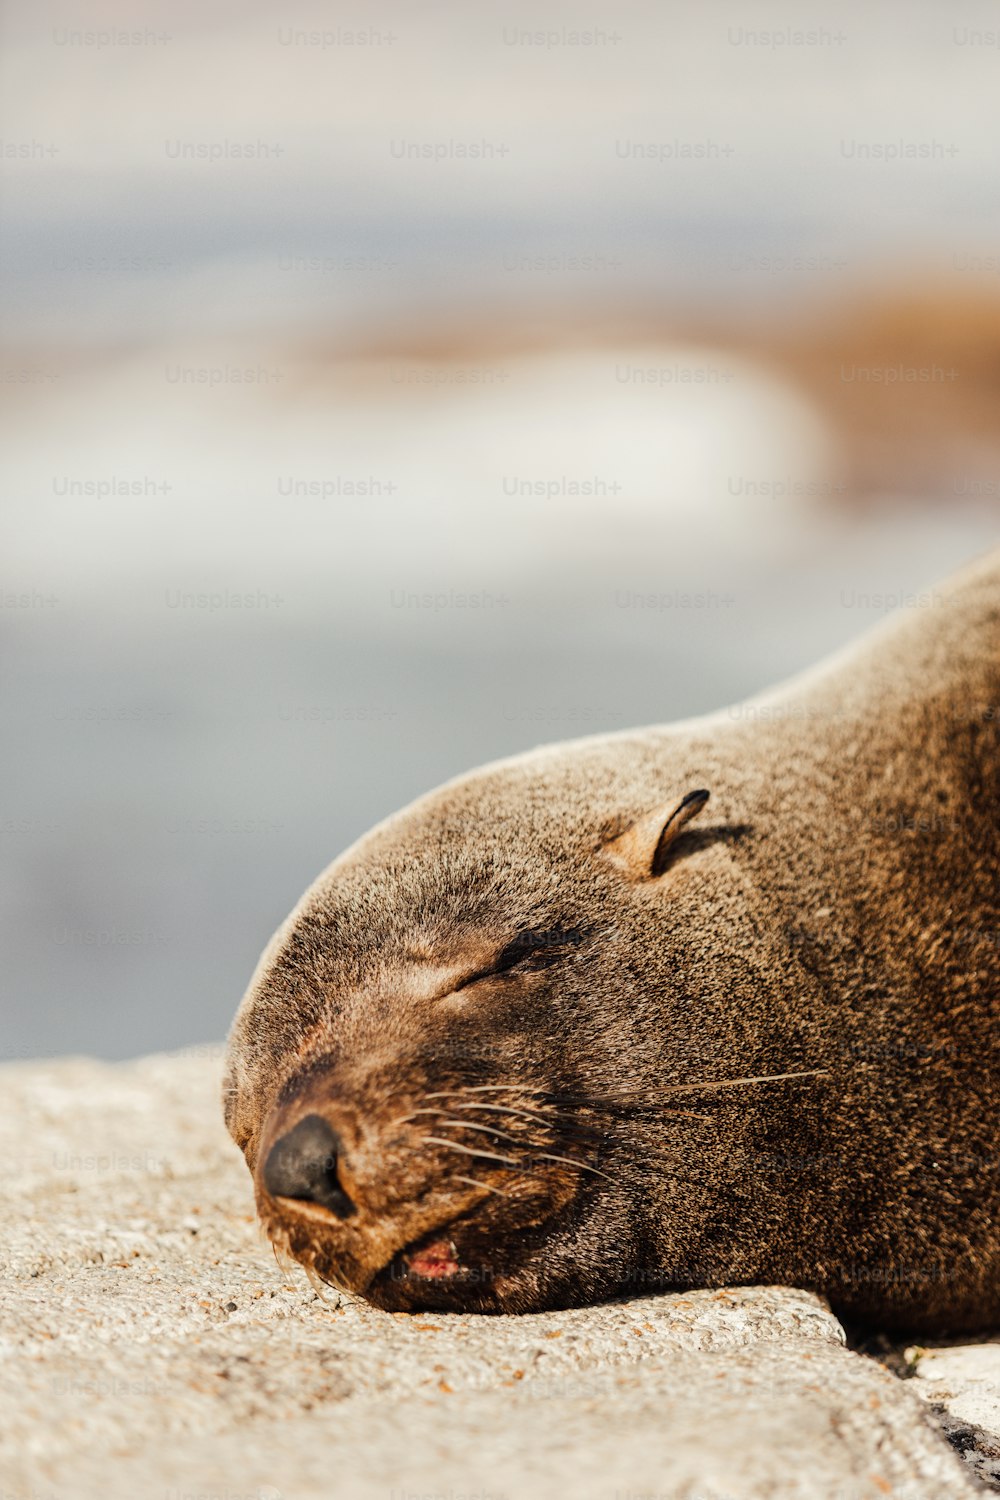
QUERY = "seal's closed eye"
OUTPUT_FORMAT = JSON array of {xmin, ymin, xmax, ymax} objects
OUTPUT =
[{"xmin": 454, "ymin": 926, "xmax": 587, "ymax": 990}]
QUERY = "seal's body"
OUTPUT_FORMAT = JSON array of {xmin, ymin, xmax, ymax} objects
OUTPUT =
[{"xmin": 225, "ymin": 552, "xmax": 999, "ymax": 1332}]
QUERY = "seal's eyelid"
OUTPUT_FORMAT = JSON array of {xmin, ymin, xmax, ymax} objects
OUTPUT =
[
  {"xmin": 494, "ymin": 925, "xmax": 588, "ymax": 968},
  {"xmin": 453, "ymin": 927, "xmax": 587, "ymax": 990}
]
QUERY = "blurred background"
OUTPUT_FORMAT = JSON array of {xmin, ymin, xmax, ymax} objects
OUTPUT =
[{"xmin": 2, "ymin": 0, "xmax": 998, "ymax": 1060}]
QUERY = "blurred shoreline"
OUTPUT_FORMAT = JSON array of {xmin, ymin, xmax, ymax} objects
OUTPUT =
[{"xmin": 3, "ymin": 0, "xmax": 999, "ymax": 1060}]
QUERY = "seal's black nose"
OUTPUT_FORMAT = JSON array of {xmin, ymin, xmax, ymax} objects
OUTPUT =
[{"xmin": 263, "ymin": 1114, "xmax": 356, "ymax": 1218}]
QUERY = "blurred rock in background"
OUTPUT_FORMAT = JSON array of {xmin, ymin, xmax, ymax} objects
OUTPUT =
[{"xmin": 2, "ymin": 0, "xmax": 998, "ymax": 1058}]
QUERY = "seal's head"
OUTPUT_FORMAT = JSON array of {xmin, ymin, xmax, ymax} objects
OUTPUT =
[{"xmin": 223, "ymin": 751, "xmax": 761, "ymax": 1312}]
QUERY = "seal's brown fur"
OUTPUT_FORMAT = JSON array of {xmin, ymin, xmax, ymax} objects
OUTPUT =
[{"xmin": 224, "ymin": 551, "xmax": 999, "ymax": 1331}]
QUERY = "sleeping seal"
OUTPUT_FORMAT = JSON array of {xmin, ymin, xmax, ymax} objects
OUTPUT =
[{"xmin": 224, "ymin": 550, "xmax": 999, "ymax": 1332}]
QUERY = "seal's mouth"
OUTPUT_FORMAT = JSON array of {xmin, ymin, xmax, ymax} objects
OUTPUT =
[
  {"xmin": 371, "ymin": 1222, "xmax": 470, "ymax": 1293},
  {"xmin": 365, "ymin": 1213, "xmax": 505, "ymax": 1310},
  {"xmin": 400, "ymin": 1231, "xmax": 462, "ymax": 1279}
]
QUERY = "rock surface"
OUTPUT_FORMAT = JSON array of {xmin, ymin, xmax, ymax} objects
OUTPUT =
[
  {"xmin": 1, "ymin": 1049, "xmax": 995, "ymax": 1500},
  {"xmin": 895, "ymin": 1340, "xmax": 1000, "ymax": 1491}
]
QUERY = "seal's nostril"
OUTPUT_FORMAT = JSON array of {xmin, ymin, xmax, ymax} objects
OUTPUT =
[{"xmin": 263, "ymin": 1113, "xmax": 356, "ymax": 1219}]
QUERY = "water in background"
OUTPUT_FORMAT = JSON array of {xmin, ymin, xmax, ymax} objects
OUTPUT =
[{"xmin": 2, "ymin": 0, "xmax": 998, "ymax": 1058}]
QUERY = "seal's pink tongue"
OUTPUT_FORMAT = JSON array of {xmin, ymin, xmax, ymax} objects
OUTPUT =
[{"xmin": 406, "ymin": 1237, "xmax": 460, "ymax": 1279}]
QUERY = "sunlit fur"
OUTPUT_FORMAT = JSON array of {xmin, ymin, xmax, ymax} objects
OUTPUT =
[{"xmin": 225, "ymin": 550, "xmax": 999, "ymax": 1332}]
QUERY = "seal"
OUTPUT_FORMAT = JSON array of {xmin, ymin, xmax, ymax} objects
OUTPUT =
[{"xmin": 224, "ymin": 550, "xmax": 999, "ymax": 1332}]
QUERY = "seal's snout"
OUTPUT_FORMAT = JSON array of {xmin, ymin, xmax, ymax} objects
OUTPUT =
[{"xmin": 262, "ymin": 1113, "xmax": 356, "ymax": 1220}]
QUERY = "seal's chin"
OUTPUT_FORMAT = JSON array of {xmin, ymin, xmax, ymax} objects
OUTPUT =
[{"xmin": 262, "ymin": 1196, "xmax": 508, "ymax": 1311}]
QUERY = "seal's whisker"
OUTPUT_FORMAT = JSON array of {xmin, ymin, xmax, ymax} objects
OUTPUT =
[
  {"xmin": 389, "ymin": 1107, "xmax": 446, "ymax": 1127},
  {"xmin": 430, "ymin": 1120, "xmax": 608, "ymax": 1167},
  {"xmin": 446, "ymin": 1100, "xmax": 607, "ymax": 1132},
  {"xmin": 423, "ymin": 1090, "xmax": 598, "ymax": 1122},
  {"xmin": 546, "ymin": 1096, "xmax": 713, "ymax": 1122},
  {"xmin": 568, "ymin": 1069, "xmax": 828, "ymax": 1100},
  {"xmin": 432, "ymin": 1118, "xmax": 526, "ymax": 1145},
  {"xmin": 543, "ymin": 1071, "xmax": 827, "ymax": 1114},
  {"xmin": 532, "ymin": 1151, "xmax": 615, "ymax": 1182},
  {"xmin": 443, "ymin": 1103, "xmax": 608, "ymax": 1151},
  {"xmin": 392, "ymin": 1105, "xmax": 601, "ymax": 1144},
  {"xmin": 443, "ymin": 1099, "xmax": 555, "ymax": 1121},
  {"xmin": 271, "ymin": 1241, "xmax": 296, "ymax": 1274},
  {"xmin": 662, "ymin": 1067, "xmax": 829, "ymax": 1093},
  {"xmin": 431, "ymin": 1108, "xmax": 602, "ymax": 1142},
  {"xmin": 424, "ymin": 1086, "xmax": 550, "ymax": 1099},
  {"xmin": 455, "ymin": 1174, "xmax": 516, "ymax": 1199},
  {"xmin": 420, "ymin": 1135, "xmax": 520, "ymax": 1167},
  {"xmin": 304, "ymin": 1264, "xmax": 334, "ymax": 1302}
]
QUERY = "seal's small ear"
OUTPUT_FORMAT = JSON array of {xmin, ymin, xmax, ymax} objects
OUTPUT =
[{"xmin": 603, "ymin": 789, "xmax": 710, "ymax": 880}]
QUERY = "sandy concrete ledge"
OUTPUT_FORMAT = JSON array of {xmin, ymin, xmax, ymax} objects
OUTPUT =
[{"xmin": 1, "ymin": 1050, "xmax": 994, "ymax": 1500}]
